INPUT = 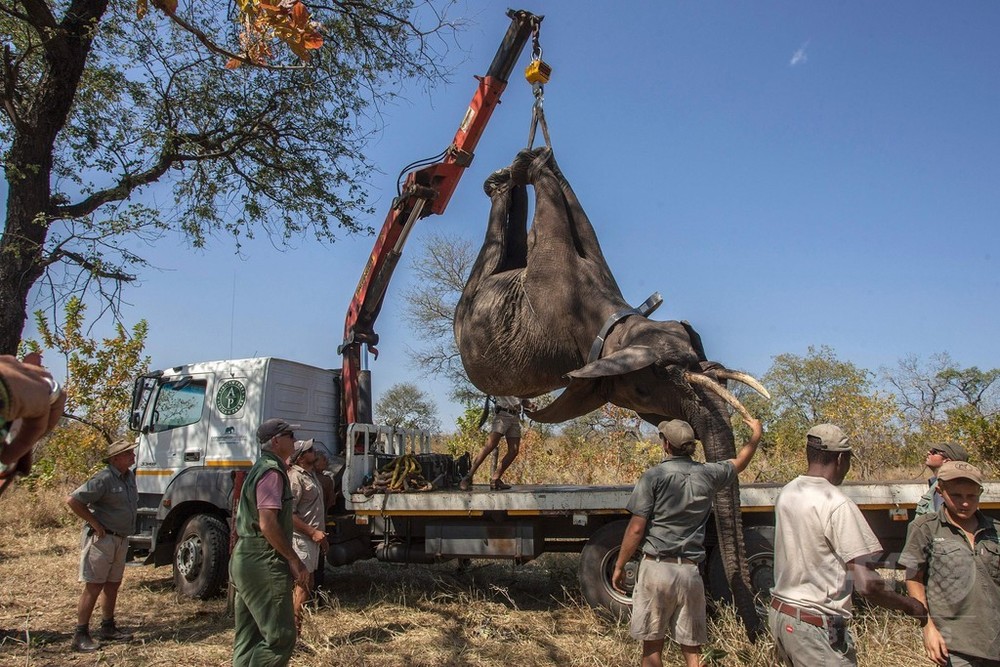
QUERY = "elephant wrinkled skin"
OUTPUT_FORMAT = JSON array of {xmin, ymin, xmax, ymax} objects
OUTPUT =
[{"xmin": 454, "ymin": 147, "xmax": 767, "ymax": 637}]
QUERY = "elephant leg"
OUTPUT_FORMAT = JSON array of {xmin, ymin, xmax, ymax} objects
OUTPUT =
[{"xmin": 687, "ymin": 389, "xmax": 762, "ymax": 640}]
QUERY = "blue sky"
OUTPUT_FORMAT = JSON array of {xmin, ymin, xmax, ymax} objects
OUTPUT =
[{"xmin": 20, "ymin": 1, "xmax": 1000, "ymax": 429}]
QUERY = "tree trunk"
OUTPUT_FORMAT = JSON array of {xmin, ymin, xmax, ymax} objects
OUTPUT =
[{"xmin": 0, "ymin": 1, "xmax": 109, "ymax": 353}]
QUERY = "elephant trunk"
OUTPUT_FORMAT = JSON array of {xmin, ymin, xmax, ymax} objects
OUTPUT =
[{"xmin": 687, "ymin": 387, "xmax": 763, "ymax": 640}]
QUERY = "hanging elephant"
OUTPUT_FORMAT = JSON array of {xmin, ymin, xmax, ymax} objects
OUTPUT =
[{"xmin": 454, "ymin": 146, "xmax": 769, "ymax": 637}]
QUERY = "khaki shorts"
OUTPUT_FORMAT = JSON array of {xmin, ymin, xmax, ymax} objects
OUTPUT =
[
  {"xmin": 491, "ymin": 411, "xmax": 521, "ymax": 438},
  {"xmin": 630, "ymin": 560, "xmax": 706, "ymax": 646},
  {"xmin": 79, "ymin": 532, "xmax": 128, "ymax": 584},
  {"xmin": 292, "ymin": 533, "xmax": 321, "ymax": 572}
]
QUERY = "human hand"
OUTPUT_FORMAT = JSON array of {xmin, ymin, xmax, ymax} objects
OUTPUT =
[
  {"xmin": 0, "ymin": 354, "xmax": 66, "ymax": 472},
  {"xmin": 611, "ymin": 565, "xmax": 626, "ymax": 594},
  {"xmin": 311, "ymin": 529, "xmax": 326, "ymax": 545},
  {"xmin": 91, "ymin": 523, "xmax": 108, "ymax": 540},
  {"xmin": 742, "ymin": 417, "xmax": 763, "ymax": 443},
  {"xmin": 921, "ymin": 621, "xmax": 948, "ymax": 666},
  {"xmin": 289, "ymin": 557, "xmax": 311, "ymax": 589}
]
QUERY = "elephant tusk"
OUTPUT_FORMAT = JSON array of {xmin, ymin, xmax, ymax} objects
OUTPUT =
[
  {"xmin": 684, "ymin": 371, "xmax": 753, "ymax": 421},
  {"xmin": 715, "ymin": 370, "xmax": 771, "ymax": 400}
]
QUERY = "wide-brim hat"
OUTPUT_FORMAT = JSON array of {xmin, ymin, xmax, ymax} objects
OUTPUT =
[{"xmin": 107, "ymin": 438, "xmax": 138, "ymax": 459}]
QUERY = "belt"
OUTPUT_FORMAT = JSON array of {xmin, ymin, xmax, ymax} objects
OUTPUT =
[
  {"xmin": 770, "ymin": 598, "xmax": 842, "ymax": 628},
  {"xmin": 643, "ymin": 553, "xmax": 696, "ymax": 565}
]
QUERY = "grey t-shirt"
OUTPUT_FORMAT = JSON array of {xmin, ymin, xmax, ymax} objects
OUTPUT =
[
  {"xmin": 70, "ymin": 465, "xmax": 138, "ymax": 537},
  {"xmin": 625, "ymin": 456, "xmax": 736, "ymax": 562}
]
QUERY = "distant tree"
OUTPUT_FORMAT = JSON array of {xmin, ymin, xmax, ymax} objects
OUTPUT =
[
  {"xmin": 402, "ymin": 232, "xmax": 478, "ymax": 401},
  {"xmin": 0, "ymin": 0, "xmax": 460, "ymax": 353},
  {"xmin": 375, "ymin": 382, "xmax": 440, "ymax": 433},
  {"xmin": 746, "ymin": 345, "xmax": 912, "ymax": 481},
  {"xmin": 25, "ymin": 297, "xmax": 149, "ymax": 482},
  {"xmin": 882, "ymin": 353, "xmax": 1000, "ymax": 466}
]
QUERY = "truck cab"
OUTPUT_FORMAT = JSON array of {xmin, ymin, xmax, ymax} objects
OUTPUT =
[{"xmin": 128, "ymin": 357, "xmax": 341, "ymax": 597}]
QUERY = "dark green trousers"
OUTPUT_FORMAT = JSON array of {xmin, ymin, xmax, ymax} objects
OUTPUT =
[{"xmin": 231, "ymin": 538, "xmax": 295, "ymax": 667}]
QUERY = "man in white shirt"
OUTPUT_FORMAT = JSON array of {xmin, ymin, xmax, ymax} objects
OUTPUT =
[{"xmin": 769, "ymin": 423, "xmax": 927, "ymax": 666}]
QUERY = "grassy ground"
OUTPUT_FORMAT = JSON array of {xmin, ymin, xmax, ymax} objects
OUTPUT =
[{"xmin": 0, "ymin": 485, "xmax": 929, "ymax": 667}]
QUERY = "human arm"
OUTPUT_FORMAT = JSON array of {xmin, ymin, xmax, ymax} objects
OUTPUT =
[
  {"xmin": 0, "ymin": 354, "xmax": 66, "ymax": 469},
  {"xmin": 612, "ymin": 514, "xmax": 647, "ymax": 593},
  {"xmin": 905, "ymin": 575, "xmax": 948, "ymax": 666},
  {"xmin": 66, "ymin": 495, "xmax": 107, "ymax": 539},
  {"xmin": 292, "ymin": 513, "xmax": 327, "ymax": 546},
  {"xmin": 727, "ymin": 417, "xmax": 762, "ymax": 474},
  {"xmin": 847, "ymin": 557, "xmax": 927, "ymax": 621},
  {"xmin": 260, "ymin": 508, "xmax": 310, "ymax": 588}
]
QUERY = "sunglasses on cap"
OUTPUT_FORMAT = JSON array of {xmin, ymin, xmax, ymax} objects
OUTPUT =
[{"xmin": 928, "ymin": 448, "xmax": 945, "ymax": 456}]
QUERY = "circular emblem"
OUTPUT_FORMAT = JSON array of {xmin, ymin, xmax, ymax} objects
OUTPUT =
[{"xmin": 216, "ymin": 380, "xmax": 247, "ymax": 415}]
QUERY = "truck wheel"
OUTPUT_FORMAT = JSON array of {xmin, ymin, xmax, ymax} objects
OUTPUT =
[
  {"xmin": 173, "ymin": 514, "xmax": 228, "ymax": 599},
  {"xmin": 579, "ymin": 520, "xmax": 637, "ymax": 618},
  {"xmin": 707, "ymin": 525, "xmax": 774, "ymax": 606}
]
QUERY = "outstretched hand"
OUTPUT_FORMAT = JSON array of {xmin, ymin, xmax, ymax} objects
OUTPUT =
[{"xmin": 1, "ymin": 354, "xmax": 66, "ymax": 479}]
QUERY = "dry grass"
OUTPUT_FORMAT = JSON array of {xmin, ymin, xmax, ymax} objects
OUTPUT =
[{"xmin": 0, "ymin": 486, "xmax": 928, "ymax": 666}]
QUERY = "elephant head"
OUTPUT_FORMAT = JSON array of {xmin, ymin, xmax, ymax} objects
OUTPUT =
[{"xmin": 454, "ymin": 147, "xmax": 767, "ymax": 636}]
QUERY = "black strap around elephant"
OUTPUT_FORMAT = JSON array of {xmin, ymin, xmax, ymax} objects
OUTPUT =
[{"xmin": 587, "ymin": 292, "xmax": 664, "ymax": 364}]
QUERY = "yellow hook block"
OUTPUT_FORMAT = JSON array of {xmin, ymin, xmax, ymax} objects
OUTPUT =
[{"xmin": 525, "ymin": 59, "xmax": 551, "ymax": 85}]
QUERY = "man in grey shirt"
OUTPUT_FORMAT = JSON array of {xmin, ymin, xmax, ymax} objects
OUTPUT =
[
  {"xmin": 613, "ymin": 417, "xmax": 762, "ymax": 667},
  {"xmin": 66, "ymin": 438, "xmax": 138, "ymax": 652}
]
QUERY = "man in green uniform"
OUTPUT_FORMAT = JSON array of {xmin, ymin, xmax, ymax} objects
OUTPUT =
[
  {"xmin": 901, "ymin": 461, "xmax": 1000, "ymax": 667},
  {"xmin": 231, "ymin": 418, "xmax": 310, "ymax": 667},
  {"xmin": 914, "ymin": 442, "xmax": 969, "ymax": 516}
]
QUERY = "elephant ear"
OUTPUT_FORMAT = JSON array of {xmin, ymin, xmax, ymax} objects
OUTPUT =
[
  {"xmin": 525, "ymin": 379, "xmax": 607, "ymax": 423},
  {"xmin": 568, "ymin": 345, "xmax": 659, "ymax": 379}
]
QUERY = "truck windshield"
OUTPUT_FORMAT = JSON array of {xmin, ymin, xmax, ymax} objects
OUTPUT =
[{"xmin": 150, "ymin": 378, "xmax": 208, "ymax": 432}]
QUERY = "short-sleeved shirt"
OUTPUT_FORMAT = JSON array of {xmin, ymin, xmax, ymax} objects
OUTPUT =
[
  {"xmin": 70, "ymin": 465, "xmax": 138, "ymax": 537},
  {"xmin": 899, "ymin": 508, "xmax": 1000, "ymax": 660},
  {"xmin": 771, "ymin": 475, "xmax": 883, "ymax": 618},
  {"xmin": 288, "ymin": 465, "xmax": 325, "ymax": 533},
  {"xmin": 625, "ymin": 456, "xmax": 736, "ymax": 563},
  {"xmin": 914, "ymin": 477, "xmax": 942, "ymax": 516},
  {"xmin": 256, "ymin": 469, "xmax": 284, "ymax": 510}
]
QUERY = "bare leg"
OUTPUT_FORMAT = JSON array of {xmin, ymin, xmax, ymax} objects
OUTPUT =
[
  {"xmin": 680, "ymin": 644, "xmax": 702, "ymax": 667},
  {"xmin": 461, "ymin": 432, "xmax": 504, "ymax": 489},
  {"xmin": 641, "ymin": 639, "xmax": 664, "ymax": 667},
  {"xmin": 492, "ymin": 436, "xmax": 520, "ymax": 483},
  {"xmin": 77, "ymin": 583, "xmax": 104, "ymax": 626},
  {"xmin": 292, "ymin": 581, "xmax": 311, "ymax": 634},
  {"xmin": 100, "ymin": 581, "xmax": 121, "ymax": 622}
]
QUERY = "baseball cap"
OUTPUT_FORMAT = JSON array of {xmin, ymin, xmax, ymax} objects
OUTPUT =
[
  {"xmin": 291, "ymin": 438, "xmax": 314, "ymax": 463},
  {"xmin": 658, "ymin": 420, "xmax": 696, "ymax": 447},
  {"xmin": 937, "ymin": 461, "xmax": 983, "ymax": 485},
  {"xmin": 256, "ymin": 418, "xmax": 300, "ymax": 444},
  {"xmin": 106, "ymin": 438, "xmax": 138, "ymax": 458},
  {"xmin": 806, "ymin": 424, "xmax": 851, "ymax": 452},
  {"xmin": 933, "ymin": 442, "xmax": 969, "ymax": 462}
]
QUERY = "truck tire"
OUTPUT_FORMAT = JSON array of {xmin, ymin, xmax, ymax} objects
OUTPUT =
[
  {"xmin": 707, "ymin": 525, "xmax": 774, "ymax": 606},
  {"xmin": 173, "ymin": 514, "xmax": 228, "ymax": 599},
  {"xmin": 578, "ymin": 520, "xmax": 637, "ymax": 618}
]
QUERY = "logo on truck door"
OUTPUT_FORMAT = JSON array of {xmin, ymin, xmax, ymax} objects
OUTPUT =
[{"xmin": 216, "ymin": 380, "xmax": 247, "ymax": 415}]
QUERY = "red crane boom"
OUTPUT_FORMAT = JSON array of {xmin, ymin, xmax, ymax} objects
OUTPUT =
[{"xmin": 339, "ymin": 9, "xmax": 543, "ymax": 427}]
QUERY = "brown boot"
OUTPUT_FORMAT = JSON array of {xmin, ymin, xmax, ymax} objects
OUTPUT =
[{"xmin": 72, "ymin": 627, "xmax": 99, "ymax": 652}]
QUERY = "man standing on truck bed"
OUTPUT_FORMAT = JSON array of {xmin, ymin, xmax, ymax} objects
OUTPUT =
[
  {"xmin": 231, "ymin": 418, "xmax": 310, "ymax": 667},
  {"xmin": 769, "ymin": 423, "xmax": 928, "ymax": 667},
  {"xmin": 611, "ymin": 417, "xmax": 762, "ymax": 667},
  {"xmin": 459, "ymin": 396, "xmax": 534, "ymax": 491},
  {"xmin": 915, "ymin": 441, "xmax": 969, "ymax": 517},
  {"xmin": 66, "ymin": 438, "xmax": 139, "ymax": 652},
  {"xmin": 900, "ymin": 461, "xmax": 1000, "ymax": 667},
  {"xmin": 288, "ymin": 438, "xmax": 328, "ymax": 632}
]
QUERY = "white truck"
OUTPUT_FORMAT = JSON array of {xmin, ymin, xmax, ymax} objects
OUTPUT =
[{"xmin": 126, "ymin": 356, "xmax": 1000, "ymax": 615}]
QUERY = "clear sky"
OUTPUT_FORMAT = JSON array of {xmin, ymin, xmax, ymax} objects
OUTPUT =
[{"xmin": 19, "ymin": 1, "xmax": 1000, "ymax": 430}]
